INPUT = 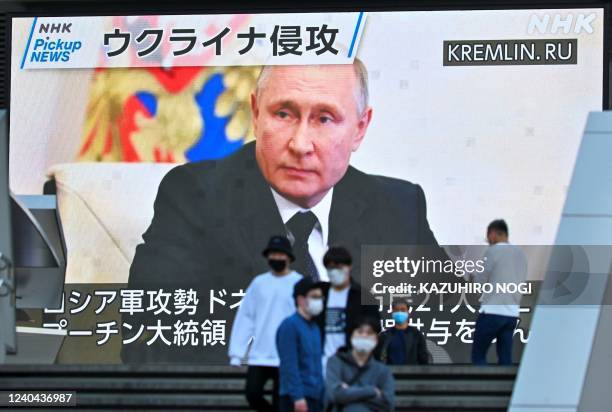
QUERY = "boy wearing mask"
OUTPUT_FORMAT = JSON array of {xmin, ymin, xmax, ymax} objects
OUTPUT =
[
  {"xmin": 276, "ymin": 277, "xmax": 327, "ymax": 412},
  {"xmin": 228, "ymin": 235, "xmax": 303, "ymax": 412},
  {"xmin": 325, "ymin": 316, "xmax": 395, "ymax": 411},
  {"xmin": 379, "ymin": 300, "xmax": 430, "ymax": 365},
  {"xmin": 317, "ymin": 247, "xmax": 380, "ymax": 369}
]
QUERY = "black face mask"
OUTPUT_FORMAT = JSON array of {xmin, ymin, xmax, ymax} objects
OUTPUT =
[{"xmin": 268, "ymin": 259, "xmax": 287, "ymax": 273}]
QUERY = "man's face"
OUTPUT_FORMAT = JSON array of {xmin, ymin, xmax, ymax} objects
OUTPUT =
[
  {"xmin": 393, "ymin": 303, "xmax": 409, "ymax": 314},
  {"xmin": 251, "ymin": 65, "xmax": 373, "ymax": 208},
  {"xmin": 352, "ymin": 324, "xmax": 377, "ymax": 340},
  {"xmin": 267, "ymin": 251, "xmax": 290, "ymax": 262},
  {"xmin": 297, "ymin": 288, "xmax": 324, "ymax": 311},
  {"xmin": 306, "ymin": 288, "xmax": 323, "ymax": 301},
  {"xmin": 326, "ymin": 263, "xmax": 351, "ymax": 287}
]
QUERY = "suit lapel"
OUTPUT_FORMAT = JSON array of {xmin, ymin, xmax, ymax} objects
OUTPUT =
[
  {"xmin": 329, "ymin": 167, "xmax": 387, "ymax": 286},
  {"xmin": 232, "ymin": 143, "xmax": 287, "ymax": 267},
  {"xmin": 328, "ymin": 166, "xmax": 371, "ymax": 246}
]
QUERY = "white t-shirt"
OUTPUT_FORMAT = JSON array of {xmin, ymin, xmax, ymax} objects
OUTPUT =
[
  {"xmin": 323, "ymin": 287, "xmax": 350, "ymax": 365},
  {"xmin": 471, "ymin": 242, "xmax": 528, "ymax": 318}
]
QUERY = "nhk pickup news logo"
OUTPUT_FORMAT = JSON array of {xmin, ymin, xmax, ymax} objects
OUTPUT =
[{"xmin": 23, "ymin": 21, "xmax": 82, "ymax": 66}]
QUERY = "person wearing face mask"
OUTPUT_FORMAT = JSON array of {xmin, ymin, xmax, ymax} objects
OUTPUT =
[
  {"xmin": 228, "ymin": 235, "xmax": 303, "ymax": 412},
  {"xmin": 315, "ymin": 247, "xmax": 380, "ymax": 370},
  {"xmin": 325, "ymin": 316, "xmax": 395, "ymax": 412},
  {"xmin": 379, "ymin": 300, "xmax": 430, "ymax": 365},
  {"xmin": 276, "ymin": 277, "xmax": 327, "ymax": 412}
]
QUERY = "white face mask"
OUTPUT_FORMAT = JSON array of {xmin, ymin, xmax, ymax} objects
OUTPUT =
[
  {"xmin": 306, "ymin": 298, "xmax": 324, "ymax": 316},
  {"xmin": 351, "ymin": 336, "xmax": 377, "ymax": 354},
  {"xmin": 328, "ymin": 268, "xmax": 347, "ymax": 286}
]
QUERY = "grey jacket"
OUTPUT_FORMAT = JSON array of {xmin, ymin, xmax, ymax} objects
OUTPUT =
[{"xmin": 325, "ymin": 349, "xmax": 395, "ymax": 412}]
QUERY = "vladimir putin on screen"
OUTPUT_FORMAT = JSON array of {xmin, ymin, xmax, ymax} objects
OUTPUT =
[{"xmin": 123, "ymin": 59, "xmax": 440, "ymax": 362}]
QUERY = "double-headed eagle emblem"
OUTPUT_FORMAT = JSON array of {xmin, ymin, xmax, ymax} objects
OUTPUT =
[{"xmin": 78, "ymin": 65, "xmax": 260, "ymax": 163}]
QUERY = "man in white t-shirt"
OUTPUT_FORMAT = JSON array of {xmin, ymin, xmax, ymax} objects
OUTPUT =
[
  {"xmin": 468, "ymin": 220, "xmax": 528, "ymax": 365},
  {"xmin": 316, "ymin": 247, "xmax": 380, "ymax": 371},
  {"xmin": 228, "ymin": 236, "xmax": 303, "ymax": 411}
]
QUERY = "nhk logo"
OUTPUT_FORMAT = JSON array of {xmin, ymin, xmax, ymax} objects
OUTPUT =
[
  {"xmin": 29, "ymin": 21, "xmax": 82, "ymax": 63},
  {"xmin": 528, "ymin": 13, "xmax": 596, "ymax": 34}
]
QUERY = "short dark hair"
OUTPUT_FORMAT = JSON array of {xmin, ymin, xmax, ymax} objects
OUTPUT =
[
  {"xmin": 487, "ymin": 219, "xmax": 508, "ymax": 236},
  {"xmin": 347, "ymin": 315, "xmax": 381, "ymax": 338},
  {"xmin": 292, "ymin": 277, "xmax": 325, "ymax": 307},
  {"xmin": 323, "ymin": 246, "xmax": 352, "ymax": 267}
]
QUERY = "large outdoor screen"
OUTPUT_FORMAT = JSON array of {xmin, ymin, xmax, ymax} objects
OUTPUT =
[{"xmin": 7, "ymin": 8, "xmax": 605, "ymax": 364}]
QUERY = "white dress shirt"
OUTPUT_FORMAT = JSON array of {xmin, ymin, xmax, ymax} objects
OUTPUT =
[{"xmin": 270, "ymin": 187, "xmax": 334, "ymax": 281}]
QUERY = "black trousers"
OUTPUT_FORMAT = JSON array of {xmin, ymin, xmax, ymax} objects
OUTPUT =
[
  {"xmin": 246, "ymin": 366, "xmax": 279, "ymax": 412},
  {"xmin": 472, "ymin": 313, "xmax": 517, "ymax": 365}
]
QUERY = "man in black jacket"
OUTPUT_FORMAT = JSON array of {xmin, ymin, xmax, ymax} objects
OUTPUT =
[
  {"xmin": 123, "ymin": 61, "xmax": 439, "ymax": 363},
  {"xmin": 379, "ymin": 300, "xmax": 430, "ymax": 365}
]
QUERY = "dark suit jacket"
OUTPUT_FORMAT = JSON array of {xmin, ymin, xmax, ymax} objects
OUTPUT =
[{"xmin": 122, "ymin": 141, "xmax": 439, "ymax": 363}]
